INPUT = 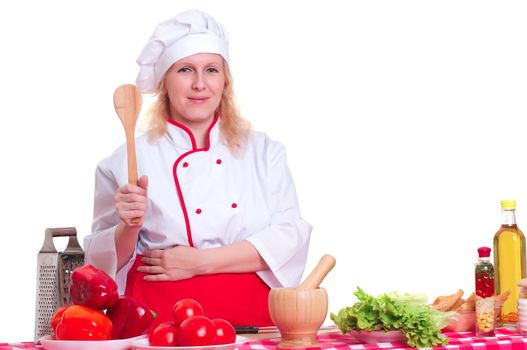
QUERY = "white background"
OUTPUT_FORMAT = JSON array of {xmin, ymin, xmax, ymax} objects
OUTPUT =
[{"xmin": 0, "ymin": 0, "xmax": 526, "ymax": 342}]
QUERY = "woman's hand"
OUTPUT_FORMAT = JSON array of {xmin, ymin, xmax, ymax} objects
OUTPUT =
[
  {"xmin": 115, "ymin": 175, "xmax": 148, "ymax": 226},
  {"xmin": 114, "ymin": 175, "xmax": 148, "ymax": 271},
  {"xmin": 137, "ymin": 241, "xmax": 268, "ymax": 282},
  {"xmin": 138, "ymin": 246, "xmax": 203, "ymax": 281}
]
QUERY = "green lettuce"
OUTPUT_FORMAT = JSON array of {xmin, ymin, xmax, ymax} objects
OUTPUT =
[{"xmin": 330, "ymin": 287, "xmax": 452, "ymax": 348}]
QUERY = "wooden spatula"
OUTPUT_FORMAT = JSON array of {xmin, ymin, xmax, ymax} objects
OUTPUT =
[{"xmin": 113, "ymin": 84, "xmax": 142, "ymax": 223}]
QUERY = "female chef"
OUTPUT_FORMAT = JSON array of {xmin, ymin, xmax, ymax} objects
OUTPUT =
[{"xmin": 84, "ymin": 9, "xmax": 311, "ymax": 327}]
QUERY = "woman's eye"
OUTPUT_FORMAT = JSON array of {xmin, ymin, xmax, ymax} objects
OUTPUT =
[
  {"xmin": 206, "ymin": 67, "xmax": 219, "ymax": 73},
  {"xmin": 177, "ymin": 67, "xmax": 191, "ymax": 73}
]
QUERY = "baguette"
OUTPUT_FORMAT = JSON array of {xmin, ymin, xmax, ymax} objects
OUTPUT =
[{"xmin": 431, "ymin": 289, "xmax": 464, "ymax": 312}]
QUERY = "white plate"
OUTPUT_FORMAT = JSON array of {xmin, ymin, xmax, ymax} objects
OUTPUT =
[
  {"xmin": 131, "ymin": 335, "xmax": 249, "ymax": 350},
  {"xmin": 348, "ymin": 330, "xmax": 406, "ymax": 344},
  {"xmin": 39, "ymin": 335, "xmax": 146, "ymax": 350}
]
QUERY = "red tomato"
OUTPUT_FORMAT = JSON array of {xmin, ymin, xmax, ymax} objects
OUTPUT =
[
  {"xmin": 173, "ymin": 298, "xmax": 204, "ymax": 327},
  {"xmin": 50, "ymin": 306, "xmax": 68, "ymax": 333},
  {"xmin": 212, "ymin": 319, "xmax": 236, "ymax": 345},
  {"xmin": 149, "ymin": 322, "xmax": 178, "ymax": 347},
  {"xmin": 177, "ymin": 315, "xmax": 216, "ymax": 346}
]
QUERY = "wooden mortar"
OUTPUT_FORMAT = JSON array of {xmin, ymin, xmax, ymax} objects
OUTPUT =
[{"xmin": 268, "ymin": 255, "xmax": 336, "ymax": 348}]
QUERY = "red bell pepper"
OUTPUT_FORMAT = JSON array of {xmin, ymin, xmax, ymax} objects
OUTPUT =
[
  {"xmin": 54, "ymin": 305, "xmax": 113, "ymax": 340},
  {"xmin": 106, "ymin": 295, "xmax": 155, "ymax": 339},
  {"xmin": 69, "ymin": 264, "xmax": 118, "ymax": 310},
  {"xmin": 50, "ymin": 306, "xmax": 68, "ymax": 333}
]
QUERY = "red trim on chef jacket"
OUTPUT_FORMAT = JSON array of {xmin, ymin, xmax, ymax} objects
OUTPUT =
[
  {"xmin": 170, "ymin": 114, "xmax": 219, "ymax": 247},
  {"xmin": 166, "ymin": 118, "xmax": 198, "ymax": 150},
  {"xmin": 125, "ymin": 255, "xmax": 273, "ymax": 328}
]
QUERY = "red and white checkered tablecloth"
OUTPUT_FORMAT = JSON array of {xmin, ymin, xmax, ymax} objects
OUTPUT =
[
  {"xmin": 1, "ymin": 328, "xmax": 526, "ymax": 350},
  {"xmin": 238, "ymin": 328, "xmax": 527, "ymax": 350}
]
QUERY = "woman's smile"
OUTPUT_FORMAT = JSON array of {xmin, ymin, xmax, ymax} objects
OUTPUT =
[{"xmin": 188, "ymin": 96, "xmax": 209, "ymax": 104}]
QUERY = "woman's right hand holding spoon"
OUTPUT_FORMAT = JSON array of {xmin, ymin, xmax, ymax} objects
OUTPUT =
[{"xmin": 115, "ymin": 175, "xmax": 149, "ymax": 227}]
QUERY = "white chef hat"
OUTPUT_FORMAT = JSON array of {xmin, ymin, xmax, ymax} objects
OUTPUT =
[{"xmin": 136, "ymin": 9, "xmax": 229, "ymax": 93}]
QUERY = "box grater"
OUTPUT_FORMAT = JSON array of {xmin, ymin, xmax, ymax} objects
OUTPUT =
[{"xmin": 34, "ymin": 227, "xmax": 85, "ymax": 342}]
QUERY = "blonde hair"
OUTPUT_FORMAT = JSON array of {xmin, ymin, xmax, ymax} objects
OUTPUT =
[{"xmin": 143, "ymin": 62, "xmax": 250, "ymax": 152}]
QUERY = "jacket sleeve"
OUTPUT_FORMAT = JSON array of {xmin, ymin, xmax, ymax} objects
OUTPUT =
[
  {"xmin": 83, "ymin": 160, "xmax": 134, "ymax": 294},
  {"xmin": 245, "ymin": 140, "xmax": 312, "ymax": 288}
]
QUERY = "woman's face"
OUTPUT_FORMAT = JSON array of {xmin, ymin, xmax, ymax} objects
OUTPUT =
[{"xmin": 164, "ymin": 53, "xmax": 225, "ymax": 125}]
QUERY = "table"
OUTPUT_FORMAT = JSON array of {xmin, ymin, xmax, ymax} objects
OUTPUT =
[{"xmin": 1, "ymin": 328, "xmax": 526, "ymax": 350}]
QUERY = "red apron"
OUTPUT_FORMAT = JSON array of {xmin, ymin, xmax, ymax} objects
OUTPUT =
[{"xmin": 125, "ymin": 255, "xmax": 273, "ymax": 328}]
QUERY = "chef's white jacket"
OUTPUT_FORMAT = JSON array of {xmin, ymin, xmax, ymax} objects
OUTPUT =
[{"xmin": 84, "ymin": 119, "xmax": 312, "ymax": 293}]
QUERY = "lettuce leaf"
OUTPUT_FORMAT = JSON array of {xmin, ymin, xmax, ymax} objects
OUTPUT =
[{"xmin": 330, "ymin": 287, "xmax": 451, "ymax": 348}]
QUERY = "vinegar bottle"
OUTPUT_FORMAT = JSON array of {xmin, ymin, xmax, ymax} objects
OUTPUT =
[
  {"xmin": 494, "ymin": 199, "xmax": 526, "ymax": 325},
  {"xmin": 475, "ymin": 247, "xmax": 495, "ymax": 336}
]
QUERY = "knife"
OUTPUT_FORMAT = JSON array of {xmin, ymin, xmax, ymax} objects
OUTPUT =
[
  {"xmin": 234, "ymin": 326, "xmax": 277, "ymax": 334},
  {"xmin": 234, "ymin": 325, "xmax": 336, "ymax": 334}
]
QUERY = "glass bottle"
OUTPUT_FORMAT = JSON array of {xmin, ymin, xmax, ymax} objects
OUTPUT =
[
  {"xmin": 519, "ymin": 291, "xmax": 527, "ymax": 334},
  {"xmin": 475, "ymin": 246, "xmax": 495, "ymax": 336},
  {"xmin": 493, "ymin": 199, "xmax": 526, "ymax": 325}
]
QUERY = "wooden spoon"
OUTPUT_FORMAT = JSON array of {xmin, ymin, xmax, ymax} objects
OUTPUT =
[
  {"xmin": 297, "ymin": 254, "xmax": 336, "ymax": 290},
  {"xmin": 113, "ymin": 84, "xmax": 142, "ymax": 223},
  {"xmin": 113, "ymin": 84, "xmax": 142, "ymax": 185}
]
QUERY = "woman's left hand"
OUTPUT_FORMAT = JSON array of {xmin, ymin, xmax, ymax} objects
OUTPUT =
[{"xmin": 138, "ymin": 246, "xmax": 204, "ymax": 281}]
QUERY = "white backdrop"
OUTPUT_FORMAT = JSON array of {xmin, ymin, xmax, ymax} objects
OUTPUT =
[{"xmin": 1, "ymin": 0, "xmax": 526, "ymax": 342}]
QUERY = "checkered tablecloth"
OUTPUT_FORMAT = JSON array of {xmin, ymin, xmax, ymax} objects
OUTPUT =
[
  {"xmin": 1, "ymin": 328, "xmax": 526, "ymax": 350},
  {"xmin": 237, "ymin": 328, "xmax": 527, "ymax": 350}
]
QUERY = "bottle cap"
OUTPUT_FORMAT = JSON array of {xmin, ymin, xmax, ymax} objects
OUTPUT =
[
  {"xmin": 478, "ymin": 246, "xmax": 491, "ymax": 257},
  {"xmin": 501, "ymin": 200, "xmax": 516, "ymax": 210}
]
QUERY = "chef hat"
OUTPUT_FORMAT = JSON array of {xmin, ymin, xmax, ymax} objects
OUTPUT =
[{"xmin": 136, "ymin": 9, "xmax": 229, "ymax": 93}]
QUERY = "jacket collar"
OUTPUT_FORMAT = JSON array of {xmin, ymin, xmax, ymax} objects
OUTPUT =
[{"xmin": 166, "ymin": 114, "xmax": 220, "ymax": 151}]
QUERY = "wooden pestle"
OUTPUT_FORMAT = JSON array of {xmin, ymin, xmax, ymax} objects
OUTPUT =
[{"xmin": 297, "ymin": 254, "xmax": 336, "ymax": 290}]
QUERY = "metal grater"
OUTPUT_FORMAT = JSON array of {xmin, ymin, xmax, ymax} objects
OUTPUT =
[{"xmin": 34, "ymin": 227, "xmax": 84, "ymax": 342}]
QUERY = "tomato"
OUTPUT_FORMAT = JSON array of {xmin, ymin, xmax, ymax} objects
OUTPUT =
[
  {"xmin": 173, "ymin": 298, "xmax": 204, "ymax": 327},
  {"xmin": 149, "ymin": 322, "xmax": 178, "ymax": 347},
  {"xmin": 212, "ymin": 319, "xmax": 236, "ymax": 345},
  {"xmin": 177, "ymin": 315, "xmax": 216, "ymax": 346},
  {"xmin": 50, "ymin": 306, "xmax": 68, "ymax": 333}
]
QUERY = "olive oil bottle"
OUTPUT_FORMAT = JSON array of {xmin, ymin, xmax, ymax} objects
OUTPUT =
[{"xmin": 493, "ymin": 200, "xmax": 526, "ymax": 325}]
